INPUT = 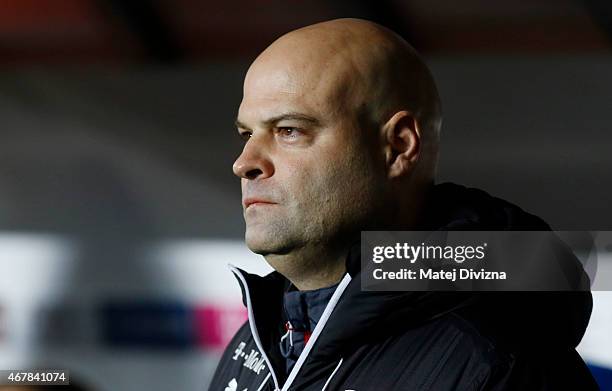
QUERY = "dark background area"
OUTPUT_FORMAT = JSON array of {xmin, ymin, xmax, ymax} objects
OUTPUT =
[{"xmin": 0, "ymin": 0, "xmax": 610, "ymax": 236}]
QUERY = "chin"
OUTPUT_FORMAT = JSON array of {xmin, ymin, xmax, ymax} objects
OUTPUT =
[
  {"xmin": 245, "ymin": 229, "xmax": 294, "ymax": 256},
  {"xmin": 245, "ymin": 230, "xmax": 276, "ymax": 255}
]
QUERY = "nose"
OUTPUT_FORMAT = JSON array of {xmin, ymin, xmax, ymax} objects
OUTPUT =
[{"xmin": 232, "ymin": 139, "xmax": 274, "ymax": 180}]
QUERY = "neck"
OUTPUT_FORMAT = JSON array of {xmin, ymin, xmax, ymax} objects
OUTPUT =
[{"xmin": 265, "ymin": 244, "xmax": 347, "ymax": 291}]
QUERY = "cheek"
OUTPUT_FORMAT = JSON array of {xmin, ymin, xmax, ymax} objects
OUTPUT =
[
  {"xmin": 305, "ymin": 151, "xmax": 369, "ymax": 209},
  {"xmin": 323, "ymin": 144, "xmax": 384, "ymax": 214},
  {"xmin": 279, "ymin": 138, "xmax": 379, "ymax": 213}
]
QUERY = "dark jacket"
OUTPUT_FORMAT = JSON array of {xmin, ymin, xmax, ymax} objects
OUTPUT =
[{"xmin": 209, "ymin": 183, "xmax": 598, "ymax": 391}]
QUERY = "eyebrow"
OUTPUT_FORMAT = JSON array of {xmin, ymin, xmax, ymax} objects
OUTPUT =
[{"xmin": 235, "ymin": 112, "xmax": 321, "ymax": 130}]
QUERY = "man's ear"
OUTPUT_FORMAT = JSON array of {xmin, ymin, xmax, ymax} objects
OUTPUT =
[{"xmin": 383, "ymin": 111, "xmax": 421, "ymax": 179}]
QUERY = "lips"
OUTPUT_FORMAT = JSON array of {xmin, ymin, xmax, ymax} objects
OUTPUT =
[{"xmin": 243, "ymin": 198, "xmax": 277, "ymax": 209}]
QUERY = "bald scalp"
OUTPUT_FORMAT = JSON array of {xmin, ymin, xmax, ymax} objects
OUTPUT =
[{"xmin": 246, "ymin": 18, "xmax": 442, "ymax": 180}]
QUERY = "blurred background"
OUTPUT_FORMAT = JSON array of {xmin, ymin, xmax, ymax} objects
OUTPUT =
[{"xmin": 0, "ymin": 0, "xmax": 611, "ymax": 390}]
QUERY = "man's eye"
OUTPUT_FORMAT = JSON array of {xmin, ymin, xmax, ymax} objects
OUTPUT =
[
  {"xmin": 277, "ymin": 127, "xmax": 299, "ymax": 137},
  {"xmin": 239, "ymin": 131, "xmax": 252, "ymax": 141}
]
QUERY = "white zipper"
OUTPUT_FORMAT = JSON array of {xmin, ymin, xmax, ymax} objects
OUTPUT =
[
  {"xmin": 282, "ymin": 273, "xmax": 352, "ymax": 391},
  {"xmin": 230, "ymin": 265, "xmax": 352, "ymax": 391},
  {"xmin": 230, "ymin": 265, "xmax": 281, "ymax": 391}
]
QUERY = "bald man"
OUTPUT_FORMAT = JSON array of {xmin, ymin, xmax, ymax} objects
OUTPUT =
[{"xmin": 209, "ymin": 19, "xmax": 596, "ymax": 391}]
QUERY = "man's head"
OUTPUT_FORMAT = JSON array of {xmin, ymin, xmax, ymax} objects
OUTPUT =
[{"xmin": 233, "ymin": 18, "xmax": 441, "ymax": 285}]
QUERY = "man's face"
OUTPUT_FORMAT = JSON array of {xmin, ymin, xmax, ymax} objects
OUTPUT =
[{"xmin": 233, "ymin": 50, "xmax": 387, "ymax": 256}]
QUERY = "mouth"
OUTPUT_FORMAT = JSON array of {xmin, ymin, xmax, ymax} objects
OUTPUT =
[{"xmin": 243, "ymin": 198, "xmax": 277, "ymax": 209}]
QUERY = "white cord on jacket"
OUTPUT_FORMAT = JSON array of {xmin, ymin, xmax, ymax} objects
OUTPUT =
[
  {"xmin": 256, "ymin": 372, "xmax": 272, "ymax": 391},
  {"xmin": 321, "ymin": 358, "xmax": 344, "ymax": 391}
]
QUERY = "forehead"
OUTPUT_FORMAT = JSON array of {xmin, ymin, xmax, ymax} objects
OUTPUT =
[{"xmin": 238, "ymin": 53, "xmax": 357, "ymax": 124}]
